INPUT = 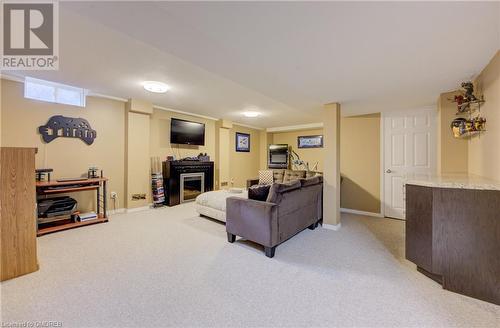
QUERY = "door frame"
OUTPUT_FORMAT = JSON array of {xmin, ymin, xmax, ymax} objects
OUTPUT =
[
  {"xmin": 380, "ymin": 114, "xmax": 386, "ymax": 218},
  {"xmin": 380, "ymin": 107, "xmax": 438, "ymax": 219}
]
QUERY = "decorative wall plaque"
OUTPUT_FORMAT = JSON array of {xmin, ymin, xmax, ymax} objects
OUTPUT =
[
  {"xmin": 38, "ymin": 115, "xmax": 96, "ymax": 145},
  {"xmin": 298, "ymin": 135, "xmax": 323, "ymax": 148}
]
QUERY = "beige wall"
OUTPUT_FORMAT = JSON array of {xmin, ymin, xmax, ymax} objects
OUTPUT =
[
  {"xmin": 218, "ymin": 127, "xmax": 230, "ymax": 187},
  {"xmin": 271, "ymin": 129, "xmax": 324, "ymax": 172},
  {"xmin": 340, "ymin": 114, "xmax": 381, "ymax": 213},
  {"xmin": 437, "ymin": 91, "xmax": 469, "ymax": 174},
  {"xmin": 229, "ymin": 124, "xmax": 261, "ymax": 188},
  {"xmin": 125, "ymin": 111, "xmax": 151, "ymax": 208},
  {"xmin": 1, "ymin": 76, "xmax": 382, "ymax": 214},
  {"xmin": 1, "ymin": 78, "xmax": 262, "ymax": 212},
  {"xmin": 259, "ymin": 131, "xmax": 272, "ymax": 170},
  {"xmin": 269, "ymin": 115, "xmax": 381, "ymax": 214},
  {"xmin": 435, "ymin": 51, "xmax": 499, "ymax": 180},
  {"xmin": 150, "ymin": 109, "xmax": 219, "ymax": 190},
  {"xmin": 1, "ymin": 79, "xmax": 125, "ymax": 212},
  {"xmin": 149, "ymin": 109, "xmax": 216, "ymax": 161},
  {"xmin": 469, "ymin": 50, "xmax": 500, "ymax": 181},
  {"xmin": 322, "ymin": 103, "xmax": 341, "ymax": 225}
]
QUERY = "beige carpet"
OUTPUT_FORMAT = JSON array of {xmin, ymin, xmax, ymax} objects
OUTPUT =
[{"xmin": 1, "ymin": 204, "xmax": 499, "ymax": 327}]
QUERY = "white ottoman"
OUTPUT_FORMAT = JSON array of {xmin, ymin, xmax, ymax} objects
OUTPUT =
[{"xmin": 195, "ymin": 189, "xmax": 247, "ymax": 222}]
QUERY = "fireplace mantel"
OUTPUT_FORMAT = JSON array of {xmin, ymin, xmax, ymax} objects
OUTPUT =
[{"xmin": 162, "ymin": 161, "xmax": 214, "ymax": 206}]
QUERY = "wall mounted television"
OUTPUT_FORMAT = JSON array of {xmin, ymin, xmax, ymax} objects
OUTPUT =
[{"xmin": 170, "ymin": 118, "xmax": 205, "ymax": 146}]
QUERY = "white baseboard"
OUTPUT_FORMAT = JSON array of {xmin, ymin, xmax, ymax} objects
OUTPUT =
[
  {"xmin": 340, "ymin": 208, "xmax": 383, "ymax": 218},
  {"xmin": 322, "ymin": 223, "xmax": 341, "ymax": 231},
  {"xmin": 126, "ymin": 205, "xmax": 152, "ymax": 213}
]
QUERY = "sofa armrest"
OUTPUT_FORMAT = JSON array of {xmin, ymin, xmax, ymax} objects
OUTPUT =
[
  {"xmin": 246, "ymin": 178, "xmax": 259, "ymax": 188},
  {"xmin": 226, "ymin": 197, "xmax": 279, "ymax": 247}
]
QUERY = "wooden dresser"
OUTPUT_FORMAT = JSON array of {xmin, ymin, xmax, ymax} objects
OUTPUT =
[
  {"xmin": 405, "ymin": 175, "xmax": 500, "ymax": 305},
  {"xmin": 1, "ymin": 147, "xmax": 39, "ymax": 281}
]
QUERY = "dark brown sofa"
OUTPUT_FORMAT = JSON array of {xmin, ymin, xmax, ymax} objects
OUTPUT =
[{"xmin": 226, "ymin": 176, "xmax": 323, "ymax": 258}]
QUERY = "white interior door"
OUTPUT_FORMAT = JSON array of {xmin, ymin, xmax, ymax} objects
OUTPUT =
[{"xmin": 383, "ymin": 109, "xmax": 437, "ymax": 219}]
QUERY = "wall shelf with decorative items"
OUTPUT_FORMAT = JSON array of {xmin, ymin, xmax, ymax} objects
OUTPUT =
[
  {"xmin": 455, "ymin": 98, "xmax": 485, "ymax": 115},
  {"xmin": 450, "ymin": 82, "xmax": 486, "ymax": 139}
]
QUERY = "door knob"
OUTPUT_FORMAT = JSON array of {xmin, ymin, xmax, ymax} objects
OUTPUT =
[{"xmin": 386, "ymin": 169, "xmax": 392, "ymax": 173}]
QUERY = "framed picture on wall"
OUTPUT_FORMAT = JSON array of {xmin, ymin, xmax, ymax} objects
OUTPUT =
[
  {"xmin": 235, "ymin": 132, "xmax": 250, "ymax": 152},
  {"xmin": 298, "ymin": 135, "xmax": 323, "ymax": 148}
]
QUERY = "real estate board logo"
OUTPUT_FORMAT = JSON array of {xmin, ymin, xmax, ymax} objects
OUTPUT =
[{"xmin": 1, "ymin": 0, "xmax": 59, "ymax": 70}]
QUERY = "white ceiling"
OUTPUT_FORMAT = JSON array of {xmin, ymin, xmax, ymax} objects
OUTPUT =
[{"xmin": 9, "ymin": 1, "xmax": 500, "ymax": 128}]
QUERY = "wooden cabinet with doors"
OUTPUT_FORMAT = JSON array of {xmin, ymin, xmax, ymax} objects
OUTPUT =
[{"xmin": 1, "ymin": 147, "xmax": 39, "ymax": 281}]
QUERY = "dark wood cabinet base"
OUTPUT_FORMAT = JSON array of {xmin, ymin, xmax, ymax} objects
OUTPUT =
[
  {"xmin": 406, "ymin": 185, "xmax": 500, "ymax": 305},
  {"xmin": 417, "ymin": 266, "xmax": 443, "ymax": 285},
  {"xmin": 264, "ymin": 246, "xmax": 276, "ymax": 258},
  {"xmin": 227, "ymin": 233, "xmax": 236, "ymax": 243}
]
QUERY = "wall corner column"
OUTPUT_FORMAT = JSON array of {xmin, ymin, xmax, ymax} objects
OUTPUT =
[
  {"xmin": 216, "ymin": 119, "xmax": 232, "ymax": 189},
  {"xmin": 124, "ymin": 99, "xmax": 152, "ymax": 209},
  {"xmin": 322, "ymin": 103, "xmax": 341, "ymax": 228},
  {"xmin": 259, "ymin": 131, "xmax": 272, "ymax": 170}
]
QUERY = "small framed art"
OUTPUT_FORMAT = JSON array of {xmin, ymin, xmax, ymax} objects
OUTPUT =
[
  {"xmin": 298, "ymin": 135, "xmax": 323, "ymax": 148},
  {"xmin": 236, "ymin": 132, "xmax": 250, "ymax": 152}
]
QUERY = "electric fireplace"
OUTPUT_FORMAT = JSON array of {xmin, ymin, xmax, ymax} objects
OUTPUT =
[{"xmin": 180, "ymin": 172, "xmax": 205, "ymax": 203}]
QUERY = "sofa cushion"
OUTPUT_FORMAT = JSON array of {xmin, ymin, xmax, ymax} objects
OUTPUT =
[
  {"xmin": 305, "ymin": 171, "xmax": 322, "ymax": 178},
  {"xmin": 258, "ymin": 170, "xmax": 274, "ymax": 185},
  {"xmin": 272, "ymin": 169, "xmax": 285, "ymax": 183},
  {"xmin": 248, "ymin": 184, "xmax": 271, "ymax": 201},
  {"xmin": 283, "ymin": 170, "xmax": 306, "ymax": 183},
  {"xmin": 266, "ymin": 180, "xmax": 301, "ymax": 203},
  {"xmin": 300, "ymin": 176, "xmax": 321, "ymax": 187}
]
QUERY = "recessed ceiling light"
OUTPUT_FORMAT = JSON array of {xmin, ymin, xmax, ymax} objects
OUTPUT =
[
  {"xmin": 243, "ymin": 111, "xmax": 260, "ymax": 118},
  {"xmin": 143, "ymin": 81, "xmax": 170, "ymax": 93}
]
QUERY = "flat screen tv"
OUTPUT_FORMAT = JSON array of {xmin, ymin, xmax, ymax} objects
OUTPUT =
[{"xmin": 170, "ymin": 118, "xmax": 205, "ymax": 145}]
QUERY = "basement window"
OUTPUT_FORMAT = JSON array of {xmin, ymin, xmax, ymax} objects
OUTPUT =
[{"xmin": 24, "ymin": 77, "xmax": 87, "ymax": 107}]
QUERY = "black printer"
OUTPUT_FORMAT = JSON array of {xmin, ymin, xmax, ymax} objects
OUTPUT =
[{"xmin": 37, "ymin": 196, "xmax": 77, "ymax": 218}]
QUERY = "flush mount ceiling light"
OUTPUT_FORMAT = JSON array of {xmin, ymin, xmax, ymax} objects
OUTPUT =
[
  {"xmin": 143, "ymin": 81, "xmax": 170, "ymax": 93},
  {"xmin": 243, "ymin": 111, "xmax": 260, "ymax": 118}
]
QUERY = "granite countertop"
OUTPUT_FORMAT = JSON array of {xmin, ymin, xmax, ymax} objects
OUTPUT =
[{"xmin": 404, "ymin": 173, "xmax": 500, "ymax": 191}]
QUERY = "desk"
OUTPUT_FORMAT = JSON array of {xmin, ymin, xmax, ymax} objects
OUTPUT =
[{"xmin": 36, "ymin": 178, "xmax": 108, "ymax": 236}]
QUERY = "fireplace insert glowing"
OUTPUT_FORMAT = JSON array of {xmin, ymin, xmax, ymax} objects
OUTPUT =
[{"xmin": 180, "ymin": 172, "xmax": 205, "ymax": 202}]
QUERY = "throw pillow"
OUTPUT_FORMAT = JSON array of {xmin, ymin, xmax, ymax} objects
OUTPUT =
[
  {"xmin": 305, "ymin": 171, "xmax": 322, "ymax": 179},
  {"xmin": 258, "ymin": 170, "xmax": 274, "ymax": 185},
  {"xmin": 248, "ymin": 184, "xmax": 271, "ymax": 201},
  {"xmin": 273, "ymin": 169, "xmax": 285, "ymax": 183},
  {"xmin": 283, "ymin": 170, "xmax": 306, "ymax": 183}
]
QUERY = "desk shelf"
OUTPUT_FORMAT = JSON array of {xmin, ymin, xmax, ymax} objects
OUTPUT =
[
  {"xmin": 37, "ymin": 215, "xmax": 108, "ymax": 236},
  {"xmin": 36, "ymin": 178, "xmax": 108, "ymax": 236},
  {"xmin": 38, "ymin": 184, "xmax": 100, "ymax": 194}
]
